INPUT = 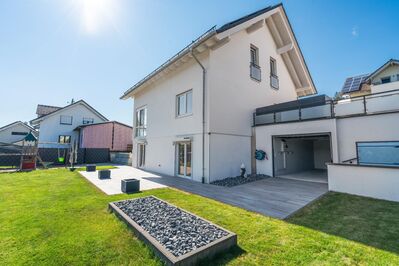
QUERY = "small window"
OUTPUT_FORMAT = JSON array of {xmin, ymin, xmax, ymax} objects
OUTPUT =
[
  {"xmin": 11, "ymin": 132, "xmax": 28, "ymax": 136},
  {"xmin": 270, "ymin": 57, "xmax": 279, "ymax": 89},
  {"xmin": 58, "ymin": 135, "xmax": 71, "ymax": 144},
  {"xmin": 250, "ymin": 45, "xmax": 259, "ymax": 66},
  {"xmin": 82, "ymin": 117, "xmax": 94, "ymax": 124},
  {"xmin": 270, "ymin": 57, "xmax": 277, "ymax": 76},
  {"xmin": 60, "ymin": 115, "xmax": 73, "ymax": 125},
  {"xmin": 381, "ymin": 76, "xmax": 391, "ymax": 84},
  {"xmin": 176, "ymin": 90, "xmax": 193, "ymax": 117}
]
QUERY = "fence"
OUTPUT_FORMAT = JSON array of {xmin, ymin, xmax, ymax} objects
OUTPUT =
[
  {"xmin": 254, "ymin": 88, "xmax": 399, "ymax": 126},
  {"xmin": 0, "ymin": 147, "xmax": 110, "ymax": 169}
]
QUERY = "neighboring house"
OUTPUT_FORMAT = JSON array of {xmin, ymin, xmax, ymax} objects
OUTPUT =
[
  {"xmin": 75, "ymin": 121, "xmax": 133, "ymax": 152},
  {"xmin": 340, "ymin": 59, "xmax": 399, "ymax": 98},
  {"xmin": 121, "ymin": 4, "xmax": 316, "ymax": 183},
  {"xmin": 30, "ymin": 100, "xmax": 108, "ymax": 148},
  {"xmin": 0, "ymin": 121, "xmax": 37, "ymax": 144}
]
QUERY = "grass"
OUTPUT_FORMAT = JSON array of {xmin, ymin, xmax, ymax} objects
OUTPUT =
[
  {"xmin": 75, "ymin": 165, "xmax": 117, "ymax": 171},
  {"xmin": 0, "ymin": 169, "xmax": 398, "ymax": 265}
]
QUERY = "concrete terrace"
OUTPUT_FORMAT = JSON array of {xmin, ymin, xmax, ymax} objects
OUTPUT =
[{"xmin": 80, "ymin": 166, "xmax": 328, "ymax": 219}]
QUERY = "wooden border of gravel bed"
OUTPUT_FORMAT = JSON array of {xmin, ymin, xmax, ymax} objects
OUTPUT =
[{"xmin": 109, "ymin": 196, "xmax": 237, "ymax": 266}]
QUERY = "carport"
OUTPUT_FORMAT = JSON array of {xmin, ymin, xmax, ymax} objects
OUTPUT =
[{"xmin": 272, "ymin": 134, "xmax": 332, "ymax": 183}]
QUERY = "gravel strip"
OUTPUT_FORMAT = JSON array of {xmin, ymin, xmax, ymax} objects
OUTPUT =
[
  {"xmin": 114, "ymin": 196, "xmax": 229, "ymax": 257},
  {"xmin": 211, "ymin": 174, "xmax": 270, "ymax": 187}
]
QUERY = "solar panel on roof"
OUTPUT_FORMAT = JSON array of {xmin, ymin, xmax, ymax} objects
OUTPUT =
[{"xmin": 341, "ymin": 74, "xmax": 368, "ymax": 93}]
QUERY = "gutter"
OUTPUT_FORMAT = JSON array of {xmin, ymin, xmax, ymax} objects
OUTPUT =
[{"xmin": 191, "ymin": 50, "xmax": 206, "ymax": 184}]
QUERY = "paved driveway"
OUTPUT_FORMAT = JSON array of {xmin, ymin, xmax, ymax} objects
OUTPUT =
[{"xmin": 81, "ymin": 166, "xmax": 328, "ymax": 219}]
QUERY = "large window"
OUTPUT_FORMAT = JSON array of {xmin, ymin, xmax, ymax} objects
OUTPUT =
[
  {"xmin": 82, "ymin": 117, "xmax": 94, "ymax": 124},
  {"xmin": 270, "ymin": 57, "xmax": 279, "ymax": 89},
  {"xmin": 135, "ymin": 107, "xmax": 147, "ymax": 137},
  {"xmin": 250, "ymin": 45, "xmax": 261, "ymax": 81},
  {"xmin": 58, "ymin": 135, "xmax": 71, "ymax": 144},
  {"xmin": 176, "ymin": 90, "xmax": 193, "ymax": 117},
  {"xmin": 60, "ymin": 115, "xmax": 73, "ymax": 125}
]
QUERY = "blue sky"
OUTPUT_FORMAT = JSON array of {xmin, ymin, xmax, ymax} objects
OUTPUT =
[{"xmin": 1, "ymin": 0, "xmax": 398, "ymax": 126}]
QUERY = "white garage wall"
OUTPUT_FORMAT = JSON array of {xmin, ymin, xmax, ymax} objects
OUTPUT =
[
  {"xmin": 336, "ymin": 112, "xmax": 399, "ymax": 163},
  {"xmin": 328, "ymin": 164, "xmax": 399, "ymax": 202}
]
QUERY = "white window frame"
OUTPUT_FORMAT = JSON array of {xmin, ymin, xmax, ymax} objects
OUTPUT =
[
  {"xmin": 135, "ymin": 106, "xmax": 147, "ymax": 137},
  {"xmin": 137, "ymin": 143, "xmax": 146, "ymax": 168},
  {"xmin": 60, "ymin": 115, "xmax": 73, "ymax": 125},
  {"xmin": 270, "ymin": 57, "xmax": 279, "ymax": 89},
  {"xmin": 250, "ymin": 45, "xmax": 259, "ymax": 66},
  {"xmin": 176, "ymin": 90, "xmax": 193, "ymax": 118}
]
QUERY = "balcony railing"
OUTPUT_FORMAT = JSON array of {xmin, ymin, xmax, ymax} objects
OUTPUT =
[
  {"xmin": 135, "ymin": 126, "xmax": 147, "ymax": 138},
  {"xmin": 250, "ymin": 63, "xmax": 261, "ymax": 81},
  {"xmin": 254, "ymin": 88, "xmax": 399, "ymax": 126}
]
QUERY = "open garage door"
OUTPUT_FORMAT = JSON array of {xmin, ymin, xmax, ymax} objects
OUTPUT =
[{"xmin": 272, "ymin": 134, "xmax": 332, "ymax": 183}]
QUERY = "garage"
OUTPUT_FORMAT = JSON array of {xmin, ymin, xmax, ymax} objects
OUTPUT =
[{"xmin": 272, "ymin": 134, "xmax": 332, "ymax": 183}]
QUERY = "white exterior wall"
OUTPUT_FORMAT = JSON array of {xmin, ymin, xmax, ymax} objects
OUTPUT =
[
  {"xmin": 207, "ymin": 24, "xmax": 298, "ymax": 181},
  {"xmin": 336, "ymin": 113, "xmax": 399, "ymax": 162},
  {"xmin": 37, "ymin": 104, "xmax": 106, "ymax": 148},
  {"xmin": 328, "ymin": 164, "xmax": 399, "ymax": 202},
  {"xmin": 371, "ymin": 80, "xmax": 399, "ymax": 94},
  {"xmin": 370, "ymin": 64, "xmax": 399, "ymax": 93},
  {"xmin": 255, "ymin": 119, "xmax": 339, "ymax": 176},
  {"xmin": 0, "ymin": 123, "xmax": 34, "ymax": 144},
  {"xmin": 132, "ymin": 57, "xmax": 207, "ymax": 182}
]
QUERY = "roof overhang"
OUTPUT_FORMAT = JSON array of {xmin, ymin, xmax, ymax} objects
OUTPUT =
[
  {"xmin": 120, "ymin": 4, "xmax": 316, "ymax": 99},
  {"xmin": 0, "ymin": 121, "xmax": 37, "ymax": 133}
]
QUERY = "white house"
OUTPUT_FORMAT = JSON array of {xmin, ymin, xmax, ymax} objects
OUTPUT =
[
  {"xmin": 121, "ymin": 4, "xmax": 316, "ymax": 183},
  {"xmin": 0, "ymin": 121, "xmax": 37, "ymax": 144},
  {"xmin": 30, "ymin": 100, "xmax": 108, "ymax": 148}
]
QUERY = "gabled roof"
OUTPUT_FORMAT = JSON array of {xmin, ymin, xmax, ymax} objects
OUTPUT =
[
  {"xmin": 365, "ymin": 59, "xmax": 399, "ymax": 82},
  {"xmin": 30, "ymin": 100, "xmax": 108, "ymax": 125},
  {"xmin": 36, "ymin": 104, "xmax": 61, "ymax": 117},
  {"xmin": 120, "ymin": 3, "xmax": 316, "ymax": 99},
  {"xmin": 0, "ymin": 121, "xmax": 36, "ymax": 133}
]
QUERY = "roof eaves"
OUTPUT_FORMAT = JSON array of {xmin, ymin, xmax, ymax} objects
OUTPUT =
[
  {"xmin": 120, "ymin": 26, "xmax": 217, "ymax": 100},
  {"xmin": 216, "ymin": 4, "xmax": 281, "ymax": 33}
]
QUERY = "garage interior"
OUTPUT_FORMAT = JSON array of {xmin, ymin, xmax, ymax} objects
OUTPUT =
[{"xmin": 273, "ymin": 134, "xmax": 331, "ymax": 183}]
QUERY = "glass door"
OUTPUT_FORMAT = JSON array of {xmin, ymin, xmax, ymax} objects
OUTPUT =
[
  {"xmin": 138, "ymin": 144, "xmax": 145, "ymax": 168},
  {"xmin": 176, "ymin": 142, "xmax": 192, "ymax": 178}
]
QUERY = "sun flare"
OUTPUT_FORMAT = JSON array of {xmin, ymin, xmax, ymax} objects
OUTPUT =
[{"xmin": 71, "ymin": 0, "xmax": 121, "ymax": 34}]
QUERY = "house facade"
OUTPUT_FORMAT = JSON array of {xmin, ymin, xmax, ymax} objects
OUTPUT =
[
  {"xmin": 30, "ymin": 100, "xmax": 108, "ymax": 148},
  {"xmin": 121, "ymin": 4, "xmax": 316, "ymax": 183},
  {"xmin": 0, "ymin": 121, "xmax": 37, "ymax": 144}
]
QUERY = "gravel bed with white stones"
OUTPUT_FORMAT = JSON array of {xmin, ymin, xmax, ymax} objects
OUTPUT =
[
  {"xmin": 211, "ymin": 174, "xmax": 270, "ymax": 187},
  {"xmin": 114, "ymin": 196, "xmax": 229, "ymax": 257}
]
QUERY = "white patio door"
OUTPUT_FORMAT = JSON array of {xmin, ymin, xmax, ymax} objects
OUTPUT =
[
  {"xmin": 137, "ymin": 144, "xmax": 146, "ymax": 168},
  {"xmin": 176, "ymin": 142, "xmax": 192, "ymax": 178}
]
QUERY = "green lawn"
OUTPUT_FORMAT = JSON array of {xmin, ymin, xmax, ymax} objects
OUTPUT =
[{"xmin": 0, "ymin": 169, "xmax": 398, "ymax": 265}]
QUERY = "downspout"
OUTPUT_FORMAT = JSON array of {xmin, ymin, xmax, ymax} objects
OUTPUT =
[{"xmin": 191, "ymin": 49, "xmax": 206, "ymax": 183}]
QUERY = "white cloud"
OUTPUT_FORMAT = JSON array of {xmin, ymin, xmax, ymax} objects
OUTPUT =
[{"xmin": 351, "ymin": 26, "xmax": 359, "ymax": 37}]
